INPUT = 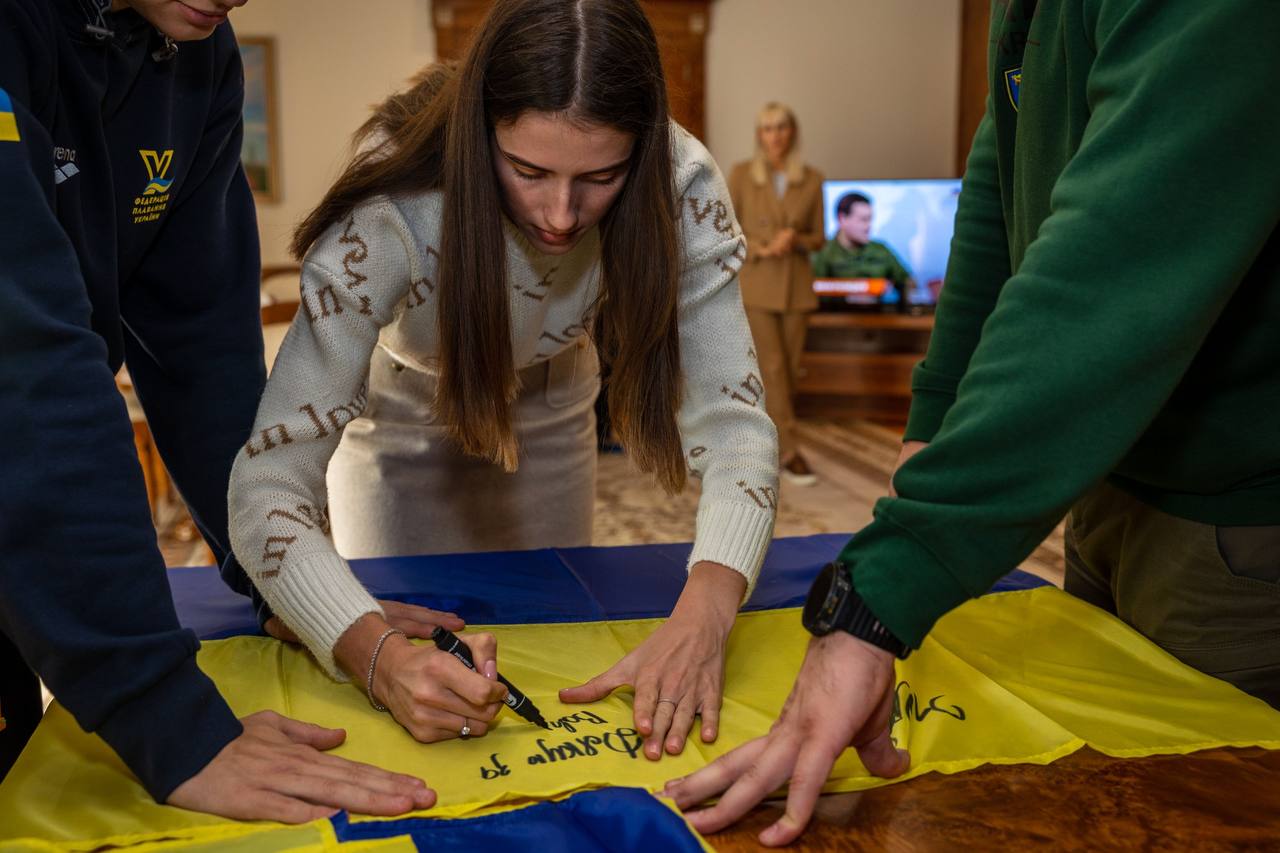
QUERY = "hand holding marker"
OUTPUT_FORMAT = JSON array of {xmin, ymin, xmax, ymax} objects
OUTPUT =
[{"xmin": 431, "ymin": 627, "xmax": 550, "ymax": 729}]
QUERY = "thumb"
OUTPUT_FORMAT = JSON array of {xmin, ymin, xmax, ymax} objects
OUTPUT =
[
  {"xmin": 852, "ymin": 681, "xmax": 909, "ymax": 779},
  {"xmin": 855, "ymin": 726, "xmax": 909, "ymax": 779},
  {"xmin": 560, "ymin": 667, "xmax": 626, "ymax": 704}
]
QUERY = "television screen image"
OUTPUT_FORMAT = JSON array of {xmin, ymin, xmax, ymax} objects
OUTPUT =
[{"xmin": 816, "ymin": 178, "xmax": 962, "ymax": 311}]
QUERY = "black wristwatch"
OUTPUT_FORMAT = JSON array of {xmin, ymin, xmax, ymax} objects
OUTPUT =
[{"xmin": 802, "ymin": 560, "xmax": 911, "ymax": 659}]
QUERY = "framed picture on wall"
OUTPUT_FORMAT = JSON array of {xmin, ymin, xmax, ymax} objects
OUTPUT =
[{"xmin": 238, "ymin": 36, "xmax": 280, "ymax": 202}]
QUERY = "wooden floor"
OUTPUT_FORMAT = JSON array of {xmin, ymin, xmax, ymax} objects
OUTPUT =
[{"xmin": 161, "ymin": 416, "xmax": 1066, "ymax": 586}]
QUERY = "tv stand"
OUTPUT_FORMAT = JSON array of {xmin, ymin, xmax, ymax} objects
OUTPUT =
[{"xmin": 795, "ymin": 312, "xmax": 934, "ymax": 429}]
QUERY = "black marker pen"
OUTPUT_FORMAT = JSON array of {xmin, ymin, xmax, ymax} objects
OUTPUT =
[{"xmin": 431, "ymin": 627, "xmax": 550, "ymax": 729}]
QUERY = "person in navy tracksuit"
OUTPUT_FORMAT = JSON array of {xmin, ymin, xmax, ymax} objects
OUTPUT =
[{"xmin": 0, "ymin": 0, "xmax": 431, "ymax": 821}]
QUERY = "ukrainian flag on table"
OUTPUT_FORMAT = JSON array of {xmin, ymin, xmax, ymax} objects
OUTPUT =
[
  {"xmin": 1, "ymin": 88, "xmax": 21, "ymax": 142},
  {"xmin": 2, "ymin": 535, "xmax": 1277, "ymax": 851}
]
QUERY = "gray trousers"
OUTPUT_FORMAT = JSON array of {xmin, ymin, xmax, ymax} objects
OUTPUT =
[
  {"xmin": 328, "ymin": 342, "xmax": 599, "ymax": 559},
  {"xmin": 1065, "ymin": 481, "xmax": 1280, "ymax": 708}
]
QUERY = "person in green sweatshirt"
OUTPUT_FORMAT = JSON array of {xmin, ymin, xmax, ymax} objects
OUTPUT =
[{"xmin": 664, "ymin": 0, "xmax": 1280, "ymax": 844}]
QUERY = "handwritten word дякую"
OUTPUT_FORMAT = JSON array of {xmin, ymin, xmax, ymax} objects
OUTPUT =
[
  {"xmin": 526, "ymin": 726, "xmax": 643, "ymax": 765},
  {"xmin": 477, "ymin": 713, "xmax": 644, "ymax": 780}
]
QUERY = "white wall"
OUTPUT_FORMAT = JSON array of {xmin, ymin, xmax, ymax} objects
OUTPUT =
[
  {"xmin": 705, "ymin": 0, "xmax": 960, "ymax": 182},
  {"xmin": 233, "ymin": 0, "xmax": 960, "ymax": 264},
  {"xmin": 231, "ymin": 0, "xmax": 437, "ymax": 264}
]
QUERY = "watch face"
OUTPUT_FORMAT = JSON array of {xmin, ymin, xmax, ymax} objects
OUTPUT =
[{"xmin": 802, "ymin": 561, "xmax": 839, "ymax": 635}]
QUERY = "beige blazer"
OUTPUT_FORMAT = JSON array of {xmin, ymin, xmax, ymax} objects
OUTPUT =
[{"xmin": 728, "ymin": 160, "xmax": 825, "ymax": 313}]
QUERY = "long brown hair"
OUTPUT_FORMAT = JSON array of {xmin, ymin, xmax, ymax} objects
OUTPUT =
[{"xmin": 292, "ymin": 0, "xmax": 685, "ymax": 492}]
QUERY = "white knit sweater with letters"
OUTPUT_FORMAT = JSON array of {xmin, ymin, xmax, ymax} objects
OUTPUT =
[{"xmin": 228, "ymin": 127, "xmax": 779, "ymax": 679}]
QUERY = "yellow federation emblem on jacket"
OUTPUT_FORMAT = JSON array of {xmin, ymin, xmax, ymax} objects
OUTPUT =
[{"xmin": 133, "ymin": 149, "xmax": 175, "ymax": 223}]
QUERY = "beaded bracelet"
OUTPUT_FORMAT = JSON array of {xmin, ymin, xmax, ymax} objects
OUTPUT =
[{"xmin": 366, "ymin": 628, "xmax": 404, "ymax": 712}]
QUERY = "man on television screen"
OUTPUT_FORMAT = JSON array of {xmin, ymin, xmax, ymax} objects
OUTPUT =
[{"xmin": 811, "ymin": 192, "xmax": 914, "ymax": 301}]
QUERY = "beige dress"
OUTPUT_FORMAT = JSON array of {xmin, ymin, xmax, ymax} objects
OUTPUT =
[{"xmin": 327, "ymin": 340, "xmax": 599, "ymax": 558}]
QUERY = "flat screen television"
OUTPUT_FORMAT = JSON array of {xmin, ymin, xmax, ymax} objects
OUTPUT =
[{"xmin": 816, "ymin": 178, "xmax": 962, "ymax": 312}]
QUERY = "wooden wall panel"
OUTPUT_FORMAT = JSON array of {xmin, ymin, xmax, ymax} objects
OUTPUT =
[
  {"xmin": 956, "ymin": 0, "xmax": 992, "ymax": 174},
  {"xmin": 430, "ymin": 0, "xmax": 711, "ymax": 140}
]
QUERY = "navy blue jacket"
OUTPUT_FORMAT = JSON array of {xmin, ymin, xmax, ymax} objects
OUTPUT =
[{"xmin": 0, "ymin": 0, "xmax": 267, "ymax": 800}]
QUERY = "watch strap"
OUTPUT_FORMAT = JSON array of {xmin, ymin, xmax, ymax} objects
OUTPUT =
[{"xmin": 837, "ymin": 594, "xmax": 911, "ymax": 660}]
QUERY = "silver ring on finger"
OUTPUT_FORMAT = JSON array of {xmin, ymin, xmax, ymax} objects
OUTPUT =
[
  {"xmin": 460, "ymin": 719, "xmax": 472, "ymax": 739},
  {"xmin": 657, "ymin": 698, "xmax": 678, "ymax": 707}
]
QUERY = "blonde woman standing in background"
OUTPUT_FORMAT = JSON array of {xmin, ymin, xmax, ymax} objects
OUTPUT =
[{"xmin": 728, "ymin": 103, "xmax": 825, "ymax": 485}]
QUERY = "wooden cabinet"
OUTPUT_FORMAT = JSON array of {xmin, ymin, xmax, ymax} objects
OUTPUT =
[
  {"xmin": 430, "ymin": 0, "xmax": 713, "ymax": 140},
  {"xmin": 796, "ymin": 312, "xmax": 934, "ymax": 428}
]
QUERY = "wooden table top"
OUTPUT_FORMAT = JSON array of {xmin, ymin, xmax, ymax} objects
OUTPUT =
[{"xmin": 712, "ymin": 746, "xmax": 1280, "ymax": 851}]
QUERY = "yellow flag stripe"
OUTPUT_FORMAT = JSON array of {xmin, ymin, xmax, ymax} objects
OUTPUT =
[{"xmin": 0, "ymin": 112, "xmax": 19, "ymax": 142}]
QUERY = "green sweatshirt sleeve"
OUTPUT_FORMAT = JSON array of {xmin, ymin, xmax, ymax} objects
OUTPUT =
[
  {"xmin": 846, "ymin": 0, "xmax": 1280, "ymax": 646},
  {"xmin": 902, "ymin": 99, "xmax": 1011, "ymax": 444}
]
